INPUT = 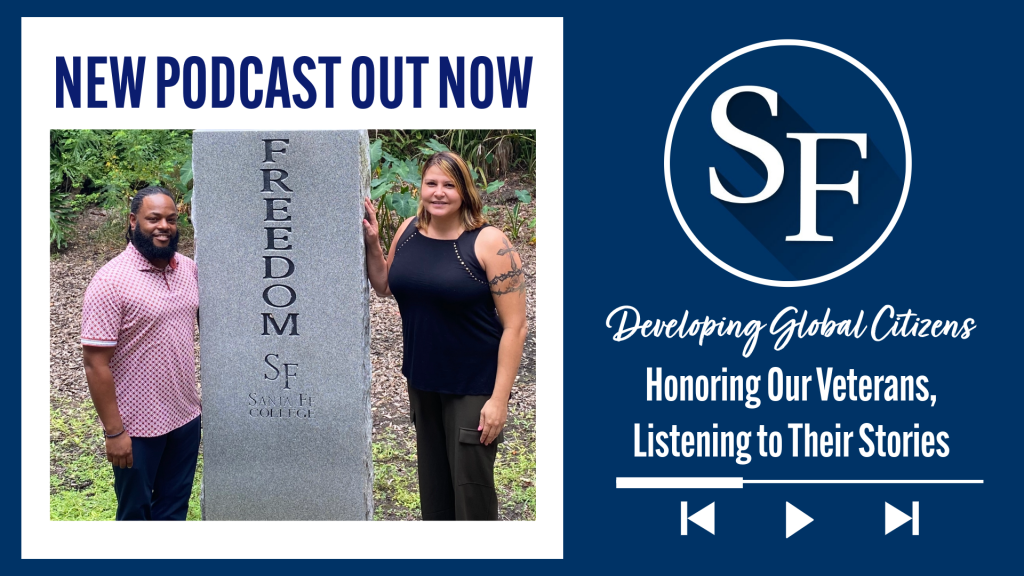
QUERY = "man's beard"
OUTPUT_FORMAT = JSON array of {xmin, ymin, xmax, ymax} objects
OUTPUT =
[{"xmin": 131, "ymin": 225, "xmax": 179, "ymax": 262}]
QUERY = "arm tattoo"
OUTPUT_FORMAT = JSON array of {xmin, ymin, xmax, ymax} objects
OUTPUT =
[{"xmin": 489, "ymin": 239, "xmax": 526, "ymax": 296}]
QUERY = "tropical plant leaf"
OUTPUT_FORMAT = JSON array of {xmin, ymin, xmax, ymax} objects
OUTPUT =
[
  {"xmin": 392, "ymin": 159, "xmax": 410, "ymax": 180},
  {"xmin": 425, "ymin": 138, "xmax": 449, "ymax": 153},
  {"xmin": 485, "ymin": 180, "xmax": 504, "ymax": 194},
  {"xmin": 515, "ymin": 189, "xmax": 532, "ymax": 203},
  {"xmin": 371, "ymin": 165, "xmax": 394, "ymax": 188},
  {"xmin": 371, "ymin": 182, "xmax": 391, "ymax": 201},
  {"xmin": 180, "ymin": 157, "xmax": 193, "ymax": 191},
  {"xmin": 370, "ymin": 139, "xmax": 383, "ymax": 167},
  {"xmin": 403, "ymin": 158, "xmax": 422, "ymax": 188},
  {"xmin": 391, "ymin": 191, "xmax": 418, "ymax": 218}
]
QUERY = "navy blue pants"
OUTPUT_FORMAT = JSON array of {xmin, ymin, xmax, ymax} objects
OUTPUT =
[{"xmin": 112, "ymin": 415, "xmax": 201, "ymax": 521}]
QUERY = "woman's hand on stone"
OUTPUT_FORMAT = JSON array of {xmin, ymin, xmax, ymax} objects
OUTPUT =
[{"xmin": 362, "ymin": 197, "xmax": 380, "ymax": 249}]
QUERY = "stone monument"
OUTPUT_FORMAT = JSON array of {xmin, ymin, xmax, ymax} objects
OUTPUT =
[{"xmin": 192, "ymin": 130, "xmax": 373, "ymax": 520}]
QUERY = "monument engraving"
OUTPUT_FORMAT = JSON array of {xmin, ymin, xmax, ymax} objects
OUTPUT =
[{"xmin": 193, "ymin": 130, "xmax": 373, "ymax": 520}]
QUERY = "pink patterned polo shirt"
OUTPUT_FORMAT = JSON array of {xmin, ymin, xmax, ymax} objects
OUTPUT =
[{"xmin": 81, "ymin": 243, "xmax": 201, "ymax": 437}]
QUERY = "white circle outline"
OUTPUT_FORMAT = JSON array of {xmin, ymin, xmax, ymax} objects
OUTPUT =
[{"xmin": 664, "ymin": 39, "xmax": 912, "ymax": 287}]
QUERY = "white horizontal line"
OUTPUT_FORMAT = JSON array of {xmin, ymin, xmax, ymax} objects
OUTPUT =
[
  {"xmin": 616, "ymin": 477, "xmax": 743, "ymax": 489},
  {"xmin": 615, "ymin": 477, "xmax": 983, "ymax": 489}
]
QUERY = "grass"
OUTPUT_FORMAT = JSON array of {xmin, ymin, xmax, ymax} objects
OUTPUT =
[
  {"xmin": 495, "ymin": 410, "xmax": 537, "ymax": 519},
  {"xmin": 369, "ymin": 407, "xmax": 538, "ymax": 520},
  {"xmin": 372, "ymin": 427, "xmax": 421, "ymax": 520},
  {"xmin": 50, "ymin": 398, "xmax": 117, "ymax": 520},
  {"xmin": 51, "ymin": 399, "xmax": 536, "ymax": 521},
  {"xmin": 49, "ymin": 397, "xmax": 203, "ymax": 520}
]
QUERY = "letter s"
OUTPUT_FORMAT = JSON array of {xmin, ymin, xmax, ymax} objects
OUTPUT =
[
  {"xmin": 858, "ymin": 422, "xmax": 875, "ymax": 457},
  {"xmin": 264, "ymin": 353, "xmax": 281, "ymax": 380},
  {"xmin": 709, "ymin": 86, "xmax": 785, "ymax": 204}
]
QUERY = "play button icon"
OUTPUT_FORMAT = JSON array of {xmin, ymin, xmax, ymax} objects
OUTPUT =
[{"xmin": 785, "ymin": 502, "xmax": 813, "ymax": 538}]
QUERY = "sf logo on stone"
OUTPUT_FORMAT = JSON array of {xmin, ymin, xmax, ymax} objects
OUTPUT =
[{"xmin": 665, "ymin": 40, "xmax": 912, "ymax": 287}]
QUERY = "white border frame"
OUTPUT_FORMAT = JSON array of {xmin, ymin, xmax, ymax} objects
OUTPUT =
[
  {"xmin": 23, "ymin": 17, "xmax": 563, "ymax": 559},
  {"xmin": 663, "ymin": 39, "xmax": 912, "ymax": 288}
]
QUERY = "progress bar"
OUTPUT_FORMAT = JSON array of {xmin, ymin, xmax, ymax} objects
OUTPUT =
[{"xmin": 616, "ymin": 477, "xmax": 984, "ymax": 489}]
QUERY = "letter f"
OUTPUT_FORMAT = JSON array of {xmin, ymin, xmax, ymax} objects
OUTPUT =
[{"xmin": 785, "ymin": 133, "xmax": 867, "ymax": 242}]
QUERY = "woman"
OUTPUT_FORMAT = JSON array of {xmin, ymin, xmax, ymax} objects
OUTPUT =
[{"xmin": 363, "ymin": 151, "xmax": 529, "ymax": 520}]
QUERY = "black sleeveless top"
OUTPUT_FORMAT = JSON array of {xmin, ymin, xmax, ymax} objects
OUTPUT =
[{"xmin": 388, "ymin": 218, "xmax": 503, "ymax": 395}]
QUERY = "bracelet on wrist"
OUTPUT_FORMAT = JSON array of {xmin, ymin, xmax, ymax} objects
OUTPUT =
[{"xmin": 104, "ymin": 427, "xmax": 125, "ymax": 439}]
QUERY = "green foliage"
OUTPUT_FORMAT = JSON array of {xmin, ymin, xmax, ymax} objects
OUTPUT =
[
  {"xmin": 50, "ymin": 398, "xmax": 204, "ymax": 521},
  {"xmin": 505, "ymin": 190, "xmax": 533, "ymax": 240},
  {"xmin": 49, "ymin": 130, "xmax": 104, "ymax": 250},
  {"xmin": 49, "ymin": 129, "xmax": 194, "ymax": 251},
  {"xmin": 188, "ymin": 453, "xmax": 204, "ymax": 520},
  {"xmin": 49, "ymin": 469, "xmax": 118, "ymax": 521},
  {"xmin": 88, "ymin": 129, "xmax": 193, "ymax": 211},
  {"xmin": 161, "ymin": 153, "xmax": 194, "ymax": 205},
  {"xmin": 369, "ymin": 138, "xmax": 383, "ymax": 167},
  {"xmin": 364, "ymin": 130, "xmax": 535, "ymax": 254},
  {"xmin": 482, "ymin": 188, "xmax": 534, "ymax": 241},
  {"xmin": 49, "ymin": 398, "xmax": 116, "ymax": 520},
  {"xmin": 507, "ymin": 204, "xmax": 524, "ymax": 241},
  {"xmin": 50, "ymin": 189, "xmax": 76, "ymax": 250},
  {"xmin": 370, "ymin": 146, "xmax": 424, "ymax": 254},
  {"xmin": 369, "ymin": 129, "xmax": 536, "ymax": 181},
  {"xmin": 369, "ymin": 129, "xmax": 436, "ymax": 159},
  {"xmin": 389, "ymin": 188, "xmax": 418, "ymax": 218},
  {"xmin": 439, "ymin": 129, "xmax": 537, "ymax": 179},
  {"xmin": 49, "ymin": 397, "xmax": 534, "ymax": 521},
  {"xmin": 482, "ymin": 180, "xmax": 505, "ymax": 195},
  {"xmin": 50, "ymin": 129, "xmax": 104, "ymax": 191},
  {"xmin": 418, "ymin": 138, "xmax": 449, "ymax": 156},
  {"xmin": 494, "ymin": 411, "xmax": 537, "ymax": 519},
  {"xmin": 71, "ymin": 191, "xmax": 102, "ymax": 212},
  {"xmin": 372, "ymin": 428, "xmax": 420, "ymax": 520}
]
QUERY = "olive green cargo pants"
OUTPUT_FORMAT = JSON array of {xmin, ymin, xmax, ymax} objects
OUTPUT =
[{"xmin": 408, "ymin": 385, "xmax": 503, "ymax": 520}]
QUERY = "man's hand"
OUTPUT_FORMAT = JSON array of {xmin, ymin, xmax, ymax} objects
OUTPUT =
[
  {"xmin": 83, "ymin": 344, "xmax": 132, "ymax": 468},
  {"xmin": 478, "ymin": 398, "xmax": 507, "ymax": 446},
  {"xmin": 105, "ymin": 433, "xmax": 133, "ymax": 469}
]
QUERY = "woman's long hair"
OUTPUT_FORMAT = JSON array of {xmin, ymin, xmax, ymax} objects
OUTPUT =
[{"xmin": 415, "ymin": 151, "xmax": 487, "ymax": 232}]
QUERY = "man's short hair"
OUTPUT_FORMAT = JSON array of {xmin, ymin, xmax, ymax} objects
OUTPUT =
[
  {"xmin": 130, "ymin": 186, "xmax": 175, "ymax": 215},
  {"xmin": 125, "ymin": 187, "xmax": 176, "ymax": 244}
]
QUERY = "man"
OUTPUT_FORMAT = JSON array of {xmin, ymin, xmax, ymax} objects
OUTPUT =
[{"xmin": 81, "ymin": 186, "xmax": 201, "ymax": 520}]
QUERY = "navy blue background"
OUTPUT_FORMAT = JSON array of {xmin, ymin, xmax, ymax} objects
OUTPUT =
[
  {"xmin": 669, "ymin": 45, "xmax": 907, "ymax": 282},
  {"xmin": 570, "ymin": 5, "xmax": 1021, "ymax": 574},
  {"xmin": 8, "ymin": 1, "xmax": 1023, "ymax": 572}
]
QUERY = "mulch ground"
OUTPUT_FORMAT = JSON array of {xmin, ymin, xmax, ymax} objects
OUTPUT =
[{"xmin": 50, "ymin": 188, "xmax": 537, "ymax": 521}]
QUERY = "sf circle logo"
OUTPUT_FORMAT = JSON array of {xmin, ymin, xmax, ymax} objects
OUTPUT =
[{"xmin": 665, "ymin": 40, "xmax": 911, "ymax": 287}]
